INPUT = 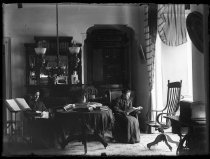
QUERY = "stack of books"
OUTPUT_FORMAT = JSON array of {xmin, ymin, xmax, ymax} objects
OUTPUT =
[
  {"xmin": 62, "ymin": 102, "xmax": 108, "ymax": 112},
  {"xmin": 63, "ymin": 104, "xmax": 75, "ymax": 112},
  {"xmin": 87, "ymin": 102, "xmax": 102, "ymax": 108}
]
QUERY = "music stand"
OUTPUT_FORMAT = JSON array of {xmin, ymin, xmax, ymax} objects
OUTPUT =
[{"xmin": 5, "ymin": 99, "xmax": 22, "ymax": 143}]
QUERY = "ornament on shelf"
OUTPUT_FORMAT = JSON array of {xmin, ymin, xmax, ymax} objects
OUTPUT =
[{"xmin": 71, "ymin": 70, "xmax": 79, "ymax": 84}]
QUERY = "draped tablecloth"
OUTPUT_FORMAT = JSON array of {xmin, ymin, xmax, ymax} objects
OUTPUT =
[{"xmin": 54, "ymin": 107, "xmax": 114, "ymax": 135}]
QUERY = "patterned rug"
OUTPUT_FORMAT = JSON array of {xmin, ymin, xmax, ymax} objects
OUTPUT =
[{"xmin": 3, "ymin": 133, "xmax": 180, "ymax": 156}]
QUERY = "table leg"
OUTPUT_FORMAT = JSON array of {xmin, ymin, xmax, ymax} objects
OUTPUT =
[
  {"xmin": 94, "ymin": 132, "xmax": 108, "ymax": 148},
  {"xmin": 59, "ymin": 128, "xmax": 69, "ymax": 149},
  {"xmin": 176, "ymin": 132, "xmax": 191, "ymax": 155},
  {"xmin": 81, "ymin": 125, "xmax": 87, "ymax": 154},
  {"xmin": 80, "ymin": 116, "xmax": 87, "ymax": 154}
]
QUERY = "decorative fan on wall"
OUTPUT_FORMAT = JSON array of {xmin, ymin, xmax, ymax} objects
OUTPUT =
[{"xmin": 186, "ymin": 11, "xmax": 203, "ymax": 53}]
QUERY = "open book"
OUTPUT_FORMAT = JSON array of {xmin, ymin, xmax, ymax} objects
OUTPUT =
[
  {"xmin": 15, "ymin": 98, "xmax": 31, "ymax": 111},
  {"xmin": 5, "ymin": 99, "xmax": 21, "ymax": 112},
  {"xmin": 126, "ymin": 106, "xmax": 143, "ymax": 115}
]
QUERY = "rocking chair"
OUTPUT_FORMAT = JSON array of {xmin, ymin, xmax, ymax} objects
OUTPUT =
[{"xmin": 146, "ymin": 80, "xmax": 182, "ymax": 151}]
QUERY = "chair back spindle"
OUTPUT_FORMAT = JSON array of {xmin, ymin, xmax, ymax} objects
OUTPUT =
[
  {"xmin": 146, "ymin": 80, "xmax": 182, "ymax": 130},
  {"xmin": 165, "ymin": 80, "xmax": 182, "ymax": 125}
]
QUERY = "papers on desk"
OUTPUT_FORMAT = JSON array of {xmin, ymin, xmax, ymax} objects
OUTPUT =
[
  {"xmin": 63, "ymin": 103, "xmax": 89, "ymax": 112},
  {"xmin": 63, "ymin": 104, "xmax": 75, "ymax": 112},
  {"xmin": 42, "ymin": 111, "xmax": 49, "ymax": 118},
  {"xmin": 88, "ymin": 102, "xmax": 109, "ymax": 111},
  {"xmin": 74, "ymin": 103, "xmax": 89, "ymax": 108},
  {"xmin": 87, "ymin": 102, "xmax": 102, "ymax": 108},
  {"xmin": 35, "ymin": 111, "xmax": 49, "ymax": 119},
  {"xmin": 63, "ymin": 102, "xmax": 107, "ymax": 112},
  {"xmin": 99, "ymin": 106, "xmax": 109, "ymax": 111}
]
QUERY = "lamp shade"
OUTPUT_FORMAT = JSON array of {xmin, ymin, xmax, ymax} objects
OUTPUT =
[
  {"xmin": 34, "ymin": 47, "xmax": 47, "ymax": 55},
  {"xmin": 69, "ymin": 46, "xmax": 80, "ymax": 54}
]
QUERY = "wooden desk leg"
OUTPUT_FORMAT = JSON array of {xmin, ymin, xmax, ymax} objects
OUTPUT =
[
  {"xmin": 176, "ymin": 133, "xmax": 191, "ymax": 155},
  {"xmin": 81, "ymin": 116, "xmax": 87, "ymax": 154},
  {"xmin": 59, "ymin": 128, "xmax": 69, "ymax": 149},
  {"xmin": 94, "ymin": 132, "xmax": 108, "ymax": 148},
  {"xmin": 82, "ymin": 127, "xmax": 87, "ymax": 154}
]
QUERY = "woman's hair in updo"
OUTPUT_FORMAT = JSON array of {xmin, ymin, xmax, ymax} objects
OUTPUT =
[{"xmin": 122, "ymin": 87, "xmax": 131, "ymax": 95}]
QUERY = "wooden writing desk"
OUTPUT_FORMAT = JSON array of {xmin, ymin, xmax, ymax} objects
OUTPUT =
[{"xmin": 164, "ymin": 115, "xmax": 207, "ymax": 155}]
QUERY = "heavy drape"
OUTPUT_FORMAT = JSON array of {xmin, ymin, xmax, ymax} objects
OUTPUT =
[
  {"xmin": 144, "ymin": 4, "xmax": 158, "ymax": 91},
  {"xmin": 157, "ymin": 4, "xmax": 187, "ymax": 46}
]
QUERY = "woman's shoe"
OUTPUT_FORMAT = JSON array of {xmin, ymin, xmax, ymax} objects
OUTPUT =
[
  {"xmin": 59, "ymin": 141, "xmax": 67, "ymax": 149},
  {"xmin": 130, "ymin": 140, "xmax": 135, "ymax": 144}
]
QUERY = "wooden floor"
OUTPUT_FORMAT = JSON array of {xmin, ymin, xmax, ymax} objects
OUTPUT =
[{"xmin": 2, "ymin": 133, "xmax": 180, "ymax": 156}]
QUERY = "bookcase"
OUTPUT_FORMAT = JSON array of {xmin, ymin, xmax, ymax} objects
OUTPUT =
[{"xmin": 86, "ymin": 25, "xmax": 131, "ymax": 86}]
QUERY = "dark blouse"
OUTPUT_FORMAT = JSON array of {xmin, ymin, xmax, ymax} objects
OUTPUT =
[
  {"xmin": 28, "ymin": 100, "xmax": 47, "ymax": 112},
  {"xmin": 113, "ymin": 95, "xmax": 133, "ymax": 115}
]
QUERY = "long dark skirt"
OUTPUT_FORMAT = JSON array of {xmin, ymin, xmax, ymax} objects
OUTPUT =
[
  {"xmin": 113, "ymin": 113, "xmax": 140, "ymax": 143},
  {"xmin": 29, "ymin": 119, "xmax": 55, "ymax": 148}
]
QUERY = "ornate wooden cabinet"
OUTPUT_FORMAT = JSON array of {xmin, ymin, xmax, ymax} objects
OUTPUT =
[{"xmin": 25, "ymin": 36, "xmax": 82, "ymax": 96}]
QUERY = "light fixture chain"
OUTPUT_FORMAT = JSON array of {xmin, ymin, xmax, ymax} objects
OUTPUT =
[{"xmin": 56, "ymin": 3, "xmax": 60, "ymax": 66}]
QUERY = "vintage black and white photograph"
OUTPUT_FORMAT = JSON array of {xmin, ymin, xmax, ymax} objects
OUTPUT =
[{"xmin": 2, "ymin": 3, "xmax": 209, "ymax": 157}]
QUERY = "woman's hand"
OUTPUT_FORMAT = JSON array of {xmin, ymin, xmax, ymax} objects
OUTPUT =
[{"xmin": 36, "ymin": 110, "xmax": 42, "ymax": 113}]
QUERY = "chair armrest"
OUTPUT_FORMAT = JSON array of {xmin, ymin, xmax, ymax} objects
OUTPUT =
[
  {"xmin": 156, "ymin": 112, "xmax": 168, "ymax": 125},
  {"xmin": 151, "ymin": 109, "xmax": 164, "ymax": 112},
  {"xmin": 164, "ymin": 115, "xmax": 179, "ymax": 122},
  {"xmin": 145, "ymin": 109, "xmax": 163, "ymax": 121}
]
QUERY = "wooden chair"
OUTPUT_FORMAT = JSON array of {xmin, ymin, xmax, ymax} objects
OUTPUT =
[
  {"xmin": 146, "ymin": 80, "xmax": 182, "ymax": 151},
  {"xmin": 105, "ymin": 89, "xmax": 122, "ymax": 110},
  {"xmin": 84, "ymin": 86, "xmax": 98, "ymax": 102}
]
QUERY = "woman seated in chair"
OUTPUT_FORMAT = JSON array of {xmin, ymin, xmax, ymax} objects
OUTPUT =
[{"xmin": 112, "ymin": 88, "xmax": 140, "ymax": 144}]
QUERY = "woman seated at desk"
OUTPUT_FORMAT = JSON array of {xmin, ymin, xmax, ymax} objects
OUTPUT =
[
  {"xmin": 26, "ymin": 89, "xmax": 55, "ymax": 148},
  {"xmin": 112, "ymin": 88, "xmax": 141, "ymax": 144},
  {"xmin": 28, "ymin": 89, "xmax": 47, "ymax": 112}
]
